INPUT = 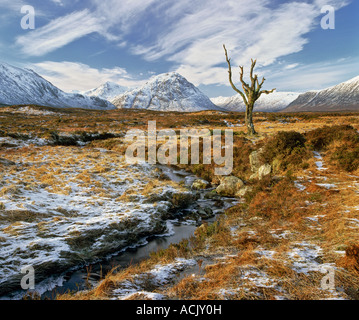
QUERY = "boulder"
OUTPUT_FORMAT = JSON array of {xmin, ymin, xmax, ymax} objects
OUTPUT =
[
  {"xmin": 216, "ymin": 176, "xmax": 245, "ymax": 197},
  {"xmin": 204, "ymin": 190, "xmax": 222, "ymax": 201},
  {"xmin": 191, "ymin": 179, "xmax": 210, "ymax": 190},
  {"xmin": 197, "ymin": 206, "xmax": 214, "ymax": 219},
  {"xmin": 258, "ymin": 164, "xmax": 272, "ymax": 179},
  {"xmin": 250, "ymin": 164, "xmax": 272, "ymax": 180},
  {"xmin": 235, "ymin": 186, "xmax": 253, "ymax": 198},
  {"xmin": 249, "ymin": 148, "xmax": 263, "ymax": 173}
]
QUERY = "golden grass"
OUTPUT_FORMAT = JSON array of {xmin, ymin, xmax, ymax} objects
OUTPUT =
[{"xmin": 2, "ymin": 108, "xmax": 359, "ymax": 300}]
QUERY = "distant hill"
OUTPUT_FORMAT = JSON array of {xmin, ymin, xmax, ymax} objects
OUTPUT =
[
  {"xmin": 111, "ymin": 72, "xmax": 222, "ymax": 112},
  {"xmin": 82, "ymin": 81, "xmax": 129, "ymax": 101},
  {"xmin": 284, "ymin": 76, "xmax": 359, "ymax": 112},
  {"xmin": 0, "ymin": 62, "xmax": 115, "ymax": 110},
  {"xmin": 211, "ymin": 91, "xmax": 300, "ymax": 112}
]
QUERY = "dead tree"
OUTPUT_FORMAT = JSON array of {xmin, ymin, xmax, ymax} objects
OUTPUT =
[{"xmin": 223, "ymin": 45, "xmax": 276, "ymax": 135}]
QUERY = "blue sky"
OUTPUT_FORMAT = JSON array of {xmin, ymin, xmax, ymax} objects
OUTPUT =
[{"xmin": 0, "ymin": 0, "xmax": 358, "ymax": 97}]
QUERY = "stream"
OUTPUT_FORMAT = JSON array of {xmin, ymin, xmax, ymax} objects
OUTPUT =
[{"xmin": 2, "ymin": 165, "xmax": 239, "ymax": 300}]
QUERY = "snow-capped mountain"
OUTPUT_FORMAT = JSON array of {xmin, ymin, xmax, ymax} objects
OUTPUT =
[
  {"xmin": 211, "ymin": 91, "xmax": 300, "ymax": 112},
  {"xmin": 111, "ymin": 72, "xmax": 222, "ymax": 112},
  {"xmin": 284, "ymin": 76, "xmax": 359, "ymax": 112},
  {"xmin": 0, "ymin": 63, "xmax": 115, "ymax": 110},
  {"xmin": 82, "ymin": 81, "xmax": 129, "ymax": 101}
]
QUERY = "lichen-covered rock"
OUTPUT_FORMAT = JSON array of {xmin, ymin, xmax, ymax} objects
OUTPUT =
[
  {"xmin": 191, "ymin": 179, "xmax": 210, "ymax": 190},
  {"xmin": 249, "ymin": 148, "xmax": 263, "ymax": 173},
  {"xmin": 197, "ymin": 206, "xmax": 214, "ymax": 219},
  {"xmin": 250, "ymin": 164, "xmax": 272, "ymax": 180},
  {"xmin": 216, "ymin": 176, "xmax": 245, "ymax": 197},
  {"xmin": 235, "ymin": 186, "xmax": 253, "ymax": 198},
  {"xmin": 258, "ymin": 164, "xmax": 272, "ymax": 179}
]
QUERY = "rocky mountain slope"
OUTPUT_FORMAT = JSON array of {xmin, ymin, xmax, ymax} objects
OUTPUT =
[
  {"xmin": 211, "ymin": 91, "xmax": 300, "ymax": 112},
  {"xmin": 284, "ymin": 76, "xmax": 359, "ymax": 112},
  {"xmin": 111, "ymin": 72, "xmax": 222, "ymax": 112},
  {"xmin": 0, "ymin": 63, "xmax": 115, "ymax": 110},
  {"xmin": 82, "ymin": 81, "xmax": 129, "ymax": 101}
]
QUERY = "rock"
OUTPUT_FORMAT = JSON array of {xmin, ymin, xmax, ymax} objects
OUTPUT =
[
  {"xmin": 192, "ymin": 179, "xmax": 210, "ymax": 190},
  {"xmin": 204, "ymin": 190, "xmax": 221, "ymax": 200},
  {"xmin": 250, "ymin": 164, "xmax": 272, "ymax": 180},
  {"xmin": 258, "ymin": 164, "xmax": 272, "ymax": 179},
  {"xmin": 235, "ymin": 186, "xmax": 253, "ymax": 198},
  {"xmin": 197, "ymin": 206, "xmax": 214, "ymax": 219},
  {"xmin": 0, "ymin": 158, "xmax": 16, "ymax": 166},
  {"xmin": 171, "ymin": 192, "xmax": 197, "ymax": 210},
  {"xmin": 216, "ymin": 176, "xmax": 245, "ymax": 197},
  {"xmin": 249, "ymin": 148, "xmax": 263, "ymax": 173}
]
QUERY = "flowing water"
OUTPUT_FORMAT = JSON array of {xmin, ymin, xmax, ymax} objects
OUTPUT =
[{"xmin": 2, "ymin": 165, "xmax": 239, "ymax": 300}]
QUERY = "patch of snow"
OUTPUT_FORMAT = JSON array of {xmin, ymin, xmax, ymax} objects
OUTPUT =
[
  {"xmin": 295, "ymin": 181, "xmax": 307, "ymax": 191},
  {"xmin": 313, "ymin": 152, "xmax": 328, "ymax": 171},
  {"xmin": 111, "ymin": 258, "xmax": 196, "ymax": 300},
  {"xmin": 287, "ymin": 242, "xmax": 334, "ymax": 274},
  {"xmin": 0, "ymin": 149, "xmax": 188, "ymax": 293},
  {"xmin": 316, "ymin": 183, "xmax": 337, "ymax": 189}
]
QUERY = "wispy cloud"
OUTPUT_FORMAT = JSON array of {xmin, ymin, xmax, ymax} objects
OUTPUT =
[
  {"xmin": 14, "ymin": 0, "xmax": 353, "ymax": 90},
  {"xmin": 284, "ymin": 63, "xmax": 300, "ymax": 70},
  {"xmin": 30, "ymin": 61, "xmax": 143, "ymax": 92},
  {"xmin": 15, "ymin": 0, "xmax": 160, "ymax": 56},
  {"xmin": 91, "ymin": 0, "xmax": 159, "ymax": 35},
  {"xmin": 264, "ymin": 56, "xmax": 359, "ymax": 92},
  {"xmin": 0, "ymin": 0, "xmax": 27, "ymax": 11},
  {"xmin": 16, "ymin": 9, "xmax": 103, "ymax": 56},
  {"xmin": 129, "ymin": 0, "xmax": 350, "ymax": 86}
]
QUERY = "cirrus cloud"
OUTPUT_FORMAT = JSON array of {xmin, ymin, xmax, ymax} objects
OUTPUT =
[{"xmin": 30, "ymin": 61, "xmax": 142, "ymax": 92}]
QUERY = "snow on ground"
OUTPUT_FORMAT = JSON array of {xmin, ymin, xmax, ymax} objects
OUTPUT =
[
  {"xmin": 315, "ymin": 183, "xmax": 337, "ymax": 189},
  {"xmin": 111, "ymin": 258, "xmax": 196, "ymax": 300},
  {"xmin": 2, "ymin": 106, "xmax": 63, "ymax": 116},
  {"xmin": 0, "ymin": 136, "xmax": 48, "ymax": 148},
  {"xmin": 313, "ymin": 152, "xmax": 328, "ymax": 171},
  {"xmin": 287, "ymin": 242, "xmax": 333, "ymax": 274},
  {"xmin": 0, "ymin": 145, "xmax": 188, "ymax": 294},
  {"xmin": 294, "ymin": 181, "xmax": 307, "ymax": 191}
]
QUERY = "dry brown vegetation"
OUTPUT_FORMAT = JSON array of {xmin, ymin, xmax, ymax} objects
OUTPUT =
[{"xmin": 1, "ymin": 105, "xmax": 359, "ymax": 300}]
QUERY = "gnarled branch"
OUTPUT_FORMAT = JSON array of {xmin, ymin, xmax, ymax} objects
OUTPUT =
[
  {"xmin": 223, "ymin": 44, "xmax": 276, "ymax": 135},
  {"xmin": 223, "ymin": 45, "xmax": 248, "ymax": 105}
]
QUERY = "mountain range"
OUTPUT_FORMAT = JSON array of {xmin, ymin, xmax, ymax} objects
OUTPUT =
[
  {"xmin": 0, "ymin": 61, "xmax": 358, "ymax": 113},
  {"xmin": 211, "ymin": 91, "xmax": 300, "ymax": 112},
  {"xmin": 284, "ymin": 76, "xmax": 359, "ymax": 112},
  {"xmin": 0, "ymin": 62, "xmax": 115, "ymax": 110}
]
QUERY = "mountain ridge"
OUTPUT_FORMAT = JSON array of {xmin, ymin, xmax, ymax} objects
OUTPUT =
[
  {"xmin": 82, "ymin": 81, "xmax": 129, "ymax": 101},
  {"xmin": 284, "ymin": 76, "xmax": 359, "ymax": 112},
  {"xmin": 0, "ymin": 62, "xmax": 115, "ymax": 110},
  {"xmin": 211, "ymin": 91, "xmax": 300, "ymax": 112},
  {"xmin": 111, "ymin": 72, "xmax": 223, "ymax": 112}
]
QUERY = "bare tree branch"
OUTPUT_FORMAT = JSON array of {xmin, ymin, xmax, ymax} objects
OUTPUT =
[
  {"xmin": 223, "ymin": 44, "xmax": 276, "ymax": 135},
  {"xmin": 223, "ymin": 45, "xmax": 248, "ymax": 105}
]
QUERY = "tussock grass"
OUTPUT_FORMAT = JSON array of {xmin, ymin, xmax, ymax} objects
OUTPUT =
[{"xmin": 2, "ymin": 107, "xmax": 359, "ymax": 300}]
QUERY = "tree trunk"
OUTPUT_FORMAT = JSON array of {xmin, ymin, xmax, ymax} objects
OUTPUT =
[
  {"xmin": 245, "ymin": 103, "xmax": 256, "ymax": 135},
  {"xmin": 223, "ymin": 45, "xmax": 276, "ymax": 137}
]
